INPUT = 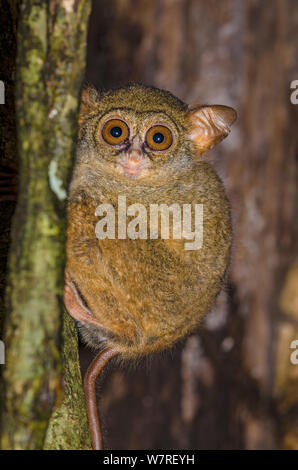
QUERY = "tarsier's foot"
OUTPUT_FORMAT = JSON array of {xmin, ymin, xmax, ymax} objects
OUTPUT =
[
  {"xmin": 0, "ymin": 159, "xmax": 18, "ymax": 202},
  {"xmin": 64, "ymin": 275, "xmax": 120, "ymax": 450}
]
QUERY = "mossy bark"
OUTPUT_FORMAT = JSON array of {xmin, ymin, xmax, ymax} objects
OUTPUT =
[
  {"xmin": 0, "ymin": 0, "xmax": 91, "ymax": 450},
  {"xmin": 0, "ymin": 0, "xmax": 20, "ymax": 447},
  {"xmin": 44, "ymin": 313, "xmax": 91, "ymax": 450},
  {"xmin": 0, "ymin": 0, "xmax": 20, "ymax": 334}
]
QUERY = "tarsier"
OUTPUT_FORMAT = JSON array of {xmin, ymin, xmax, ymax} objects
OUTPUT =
[{"xmin": 64, "ymin": 84, "xmax": 236, "ymax": 449}]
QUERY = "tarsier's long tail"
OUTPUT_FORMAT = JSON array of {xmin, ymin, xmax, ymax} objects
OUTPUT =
[{"xmin": 84, "ymin": 347, "xmax": 120, "ymax": 450}]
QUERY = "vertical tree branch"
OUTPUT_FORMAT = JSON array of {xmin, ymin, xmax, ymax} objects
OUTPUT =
[
  {"xmin": 0, "ymin": 0, "xmax": 20, "ymax": 334},
  {"xmin": 0, "ymin": 0, "xmax": 20, "ymax": 446},
  {"xmin": 44, "ymin": 313, "xmax": 91, "ymax": 450},
  {"xmin": 0, "ymin": 0, "xmax": 91, "ymax": 449}
]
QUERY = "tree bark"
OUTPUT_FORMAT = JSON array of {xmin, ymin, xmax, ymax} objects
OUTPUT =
[
  {"xmin": 0, "ymin": 0, "xmax": 20, "ymax": 446},
  {"xmin": 0, "ymin": 0, "xmax": 20, "ymax": 334},
  {"xmin": 0, "ymin": 0, "xmax": 91, "ymax": 450},
  {"xmin": 44, "ymin": 313, "xmax": 91, "ymax": 450}
]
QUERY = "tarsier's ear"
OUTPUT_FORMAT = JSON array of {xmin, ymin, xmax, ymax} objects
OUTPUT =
[
  {"xmin": 79, "ymin": 86, "xmax": 99, "ymax": 125},
  {"xmin": 187, "ymin": 104, "xmax": 237, "ymax": 154}
]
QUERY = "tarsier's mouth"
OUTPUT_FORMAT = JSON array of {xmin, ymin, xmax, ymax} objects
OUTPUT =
[
  {"xmin": 120, "ymin": 163, "xmax": 149, "ymax": 178},
  {"xmin": 117, "ymin": 152, "xmax": 150, "ymax": 179}
]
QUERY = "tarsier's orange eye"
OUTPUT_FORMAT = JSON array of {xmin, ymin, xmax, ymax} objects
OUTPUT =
[
  {"xmin": 145, "ymin": 125, "xmax": 173, "ymax": 151},
  {"xmin": 101, "ymin": 119, "xmax": 129, "ymax": 145}
]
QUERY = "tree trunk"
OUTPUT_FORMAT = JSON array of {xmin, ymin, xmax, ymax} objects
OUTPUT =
[
  {"xmin": 84, "ymin": 0, "xmax": 298, "ymax": 450},
  {"xmin": 0, "ymin": 0, "xmax": 19, "ymax": 335},
  {"xmin": 0, "ymin": 0, "xmax": 91, "ymax": 450},
  {"xmin": 44, "ymin": 313, "xmax": 91, "ymax": 450}
]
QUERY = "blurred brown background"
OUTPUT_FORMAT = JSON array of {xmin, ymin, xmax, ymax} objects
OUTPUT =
[{"xmin": 80, "ymin": 0, "xmax": 298, "ymax": 450}]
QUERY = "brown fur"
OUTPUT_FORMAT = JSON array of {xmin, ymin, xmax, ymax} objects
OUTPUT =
[{"xmin": 65, "ymin": 83, "xmax": 236, "ymax": 358}]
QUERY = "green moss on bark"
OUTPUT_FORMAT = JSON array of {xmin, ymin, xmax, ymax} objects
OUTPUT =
[
  {"xmin": 0, "ymin": 0, "xmax": 91, "ymax": 450},
  {"xmin": 0, "ymin": 0, "xmax": 20, "ymax": 335},
  {"xmin": 44, "ymin": 313, "xmax": 91, "ymax": 450}
]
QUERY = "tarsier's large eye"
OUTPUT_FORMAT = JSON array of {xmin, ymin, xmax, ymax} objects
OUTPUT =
[
  {"xmin": 145, "ymin": 125, "xmax": 173, "ymax": 151},
  {"xmin": 102, "ymin": 119, "xmax": 129, "ymax": 145}
]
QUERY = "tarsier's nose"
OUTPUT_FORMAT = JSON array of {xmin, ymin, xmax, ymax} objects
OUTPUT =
[
  {"xmin": 126, "ymin": 137, "xmax": 144, "ymax": 164},
  {"xmin": 120, "ymin": 136, "xmax": 148, "ymax": 178},
  {"xmin": 127, "ymin": 147, "xmax": 143, "ymax": 163}
]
